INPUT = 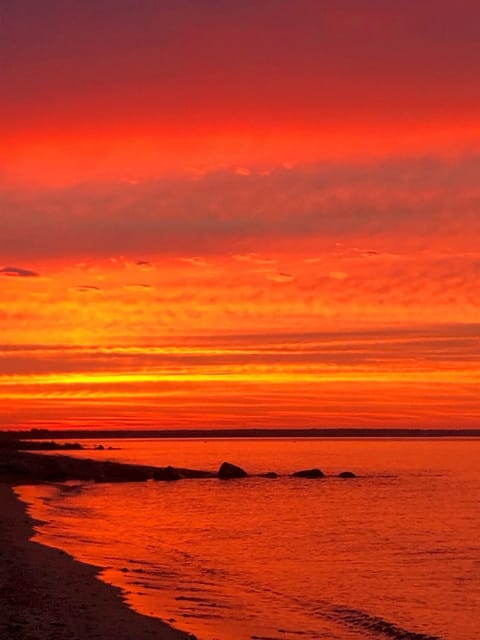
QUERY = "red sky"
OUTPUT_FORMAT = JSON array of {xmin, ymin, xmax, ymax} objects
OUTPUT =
[{"xmin": 1, "ymin": 1, "xmax": 479, "ymax": 429}]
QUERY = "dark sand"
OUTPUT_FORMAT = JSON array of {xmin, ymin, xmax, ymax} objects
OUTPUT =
[{"xmin": 0, "ymin": 483, "xmax": 195, "ymax": 640}]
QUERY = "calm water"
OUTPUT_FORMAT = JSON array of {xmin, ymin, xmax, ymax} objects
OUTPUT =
[{"xmin": 17, "ymin": 438, "xmax": 480, "ymax": 640}]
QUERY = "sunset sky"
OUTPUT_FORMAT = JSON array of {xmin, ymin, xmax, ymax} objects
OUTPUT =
[{"xmin": 1, "ymin": 0, "xmax": 479, "ymax": 430}]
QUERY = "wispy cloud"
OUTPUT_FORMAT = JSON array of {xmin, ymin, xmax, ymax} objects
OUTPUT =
[
  {"xmin": 266, "ymin": 272, "xmax": 295, "ymax": 284},
  {"xmin": 2, "ymin": 156, "xmax": 480, "ymax": 261},
  {"xmin": 233, "ymin": 253, "xmax": 276, "ymax": 265},
  {"xmin": 69, "ymin": 285, "xmax": 102, "ymax": 293},
  {"xmin": 177, "ymin": 257, "xmax": 211, "ymax": 268},
  {"xmin": 2, "ymin": 325, "xmax": 479, "ymax": 429},
  {"xmin": 135, "ymin": 260, "xmax": 153, "ymax": 270},
  {"xmin": 124, "ymin": 283, "xmax": 153, "ymax": 290},
  {"xmin": 0, "ymin": 265, "xmax": 39, "ymax": 277}
]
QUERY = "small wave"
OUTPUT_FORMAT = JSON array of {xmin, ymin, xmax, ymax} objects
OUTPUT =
[
  {"xmin": 329, "ymin": 604, "xmax": 444, "ymax": 640},
  {"xmin": 175, "ymin": 595, "xmax": 213, "ymax": 603},
  {"xmin": 181, "ymin": 611, "xmax": 223, "ymax": 619},
  {"xmin": 260, "ymin": 588, "xmax": 445, "ymax": 640},
  {"xmin": 175, "ymin": 595, "xmax": 232, "ymax": 610}
]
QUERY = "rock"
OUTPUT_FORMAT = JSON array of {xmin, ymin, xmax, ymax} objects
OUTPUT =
[
  {"xmin": 99, "ymin": 462, "xmax": 152, "ymax": 482},
  {"xmin": 217, "ymin": 461, "xmax": 248, "ymax": 479},
  {"xmin": 338, "ymin": 471, "xmax": 356, "ymax": 478},
  {"xmin": 260, "ymin": 471, "xmax": 278, "ymax": 478},
  {"xmin": 153, "ymin": 465, "xmax": 182, "ymax": 481},
  {"xmin": 292, "ymin": 468, "xmax": 324, "ymax": 478}
]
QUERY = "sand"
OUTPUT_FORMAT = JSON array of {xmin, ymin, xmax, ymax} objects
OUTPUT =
[{"xmin": 0, "ymin": 483, "xmax": 196, "ymax": 640}]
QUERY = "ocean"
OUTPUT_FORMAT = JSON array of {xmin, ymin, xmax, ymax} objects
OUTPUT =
[{"xmin": 16, "ymin": 438, "xmax": 480, "ymax": 640}]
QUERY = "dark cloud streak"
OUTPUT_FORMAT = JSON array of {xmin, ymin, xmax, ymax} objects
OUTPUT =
[
  {"xmin": 0, "ymin": 265, "xmax": 39, "ymax": 277},
  {"xmin": 1, "ymin": 157, "xmax": 480, "ymax": 260}
]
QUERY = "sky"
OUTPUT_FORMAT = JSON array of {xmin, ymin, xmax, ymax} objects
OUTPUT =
[{"xmin": 1, "ymin": 0, "xmax": 479, "ymax": 430}]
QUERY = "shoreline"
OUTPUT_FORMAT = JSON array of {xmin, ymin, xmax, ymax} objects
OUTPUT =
[{"xmin": 0, "ymin": 483, "xmax": 196, "ymax": 640}]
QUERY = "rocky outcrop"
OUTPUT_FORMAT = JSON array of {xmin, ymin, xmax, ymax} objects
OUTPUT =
[
  {"xmin": 0, "ymin": 449, "xmax": 212, "ymax": 484},
  {"xmin": 292, "ymin": 468, "xmax": 325, "ymax": 478},
  {"xmin": 217, "ymin": 461, "xmax": 248, "ymax": 479},
  {"xmin": 0, "ymin": 439, "xmax": 84, "ymax": 451},
  {"xmin": 0, "ymin": 448, "xmax": 360, "ymax": 485}
]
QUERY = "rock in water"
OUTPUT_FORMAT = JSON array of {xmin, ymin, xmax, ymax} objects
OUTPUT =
[
  {"xmin": 217, "ymin": 461, "xmax": 248, "ymax": 479},
  {"xmin": 153, "ymin": 466, "xmax": 182, "ymax": 481},
  {"xmin": 338, "ymin": 471, "xmax": 356, "ymax": 478},
  {"xmin": 262, "ymin": 471, "xmax": 278, "ymax": 478},
  {"xmin": 292, "ymin": 468, "xmax": 325, "ymax": 478}
]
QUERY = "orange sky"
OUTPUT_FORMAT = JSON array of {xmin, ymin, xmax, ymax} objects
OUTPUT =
[{"xmin": 1, "ymin": 1, "xmax": 479, "ymax": 430}]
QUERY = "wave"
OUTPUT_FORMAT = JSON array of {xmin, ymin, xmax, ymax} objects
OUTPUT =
[{"xmin": 326, "ymin": 604, "xmax": 444, "ymax": 640}]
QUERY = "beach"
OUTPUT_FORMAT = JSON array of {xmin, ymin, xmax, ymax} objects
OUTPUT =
[{"xmin": 0, "ymin": 483, "xmax": 195, "ymax": 640}]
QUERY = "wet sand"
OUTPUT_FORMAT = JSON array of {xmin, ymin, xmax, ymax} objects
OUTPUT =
[{"xmin": 0, "ymin": 483, "xmax": 195, "ymax": 640}]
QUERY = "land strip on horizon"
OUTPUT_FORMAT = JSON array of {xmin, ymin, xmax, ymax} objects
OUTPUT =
[{"xmin": 2, "ymin": 428, "xmax": 480, "ymax": 440}]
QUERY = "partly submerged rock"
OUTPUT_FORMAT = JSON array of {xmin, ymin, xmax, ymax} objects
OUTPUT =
[
  {"xmin": 338, "ymin": 471, "xmax": 356, "ymax": 478},
  {"xmin": 217, "ymin": 461, "xmax": 248, "ymax": 479},
  {"xmin": 292, "ymin": 468, "xmax": 325, "ymax": 478},
  {"xmin": 95, "ymin": 462, "xmax": 152, "ymax": 482},
  {"xmin": 260, "ymin": 471, "xmax": 278, "ymax": 478},
  {"xmin": 153, "ymin": 465, "xmax": 183, "ymax": 481}
]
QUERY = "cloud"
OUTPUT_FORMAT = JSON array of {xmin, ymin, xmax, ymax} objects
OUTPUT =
[
  {"xmin": 0, "ymin": 265, "xmax": 39, "ymax": 277},
  {"xmin": 2, "ymin": 324, "xmax": 480, "ymax": 383},
  {"xmin": 233, "ymin": 253, "xmax": 276, "ymax": 265},
  {"xmin": 135, "ymin": 260, "xmax": 153, "ymax": 269},
  {"xmin": 266, "ymin": 272, "xmax": 295, "ymax": 283},
  {"xmin": 178, "ymin": 257, "xmax": 211, "ymax": 267},
  {"xmin": 69, "ymin": 285, "xmax": 102, "ymax": 293},
  {"xmin": 124, "ymin": 283, "xmax": 153, "ymax": 291},
  {"xmin": 1, "ymin": 155, "xmax": 480, "ymax": 261}
]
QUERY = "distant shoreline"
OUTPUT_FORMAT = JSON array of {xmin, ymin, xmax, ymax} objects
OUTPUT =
[{"xmin": 2, "ymin": 427, "xmax": 480, "ymax": 440}]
